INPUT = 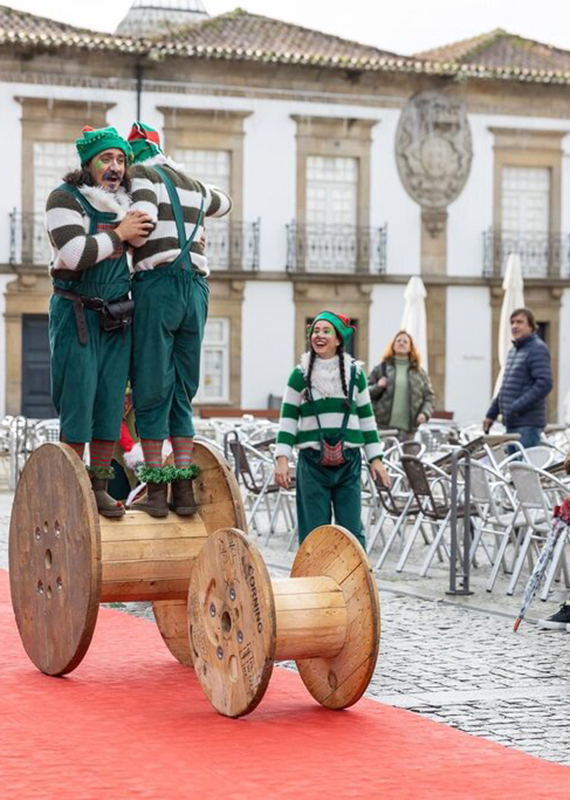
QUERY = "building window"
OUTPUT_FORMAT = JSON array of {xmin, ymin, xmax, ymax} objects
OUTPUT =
[
  {"xmin": 174, "ymin": 148, "xmax": 231, "ymax": 270},
  {"xmin": 487, "ymin": 127, "xmax": 565, "ymax": 278},
  {"xmin": 304, "ymin": 156, "xmax": 358, "ymax": 272},
  {"xmin": 195, "ymin": 318, "xmax": 230, "ymax": 403},
  {"xmin": 33, "ymin": 141, "xmax": 77, "ymax": 263},
  {"xmin": 502, "ymin": 166, "xmax": 550, "ymax": 234}
]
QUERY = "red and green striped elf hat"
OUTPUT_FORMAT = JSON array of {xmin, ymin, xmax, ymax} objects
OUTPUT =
[
  {"xmin": 127, "ymin": 121, "xmax": 164, "ymax": 163},
  {"xmin": 309, "ymin": 311, "xmax": 355, "ymax": 345}
]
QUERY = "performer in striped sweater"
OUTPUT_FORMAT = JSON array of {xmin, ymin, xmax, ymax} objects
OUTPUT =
[
  {"xmin": 275, "ymin": 311, "xmax": 390, "ymax": 548},
  {"xmin": 126, "ymin": 122, "xmax": 233, "ymax": 518},
  {"xmin": 46, "ymin": 125, "xmax": 153, "ymax": 517}
]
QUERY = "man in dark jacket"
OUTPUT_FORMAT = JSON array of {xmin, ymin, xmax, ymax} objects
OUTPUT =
[{"xmin": 483, "ymin": 308, "xmax": 552, "ymax": 448}]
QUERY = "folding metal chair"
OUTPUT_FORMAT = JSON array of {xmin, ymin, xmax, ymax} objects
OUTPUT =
[
  {"xmin": 508, "ymin": 463, "xmax": 570, "ymax": 598},
  {"xmin": 400, "ymin": 454, "xmax": 473, "ymax": 577}
]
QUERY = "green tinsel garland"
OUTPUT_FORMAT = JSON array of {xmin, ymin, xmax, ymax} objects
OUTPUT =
[
  {"xmin": 138, "ymin": 464, "xmax": 201, "ymax": 484},
  {"xmin": 87, "ymin": 464, "xmax": 115, "ymax": 480}
]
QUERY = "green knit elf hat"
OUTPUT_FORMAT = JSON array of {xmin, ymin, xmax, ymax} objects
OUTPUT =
[
  {"xmin": 128, "ymin": 121, "xmax": 164, "ymax": 163},
  {"xmin": 309, "ymin": 311, "xmax": 355, "ymax": 345},
  {"xmin": 75, "ymin": 126, "xmax": 133, "ymax": 166}
]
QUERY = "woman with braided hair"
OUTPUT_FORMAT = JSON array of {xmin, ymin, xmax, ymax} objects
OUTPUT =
[{"xmin": 275, "ymin": 311, "xmax": 390, "ymax": 549}]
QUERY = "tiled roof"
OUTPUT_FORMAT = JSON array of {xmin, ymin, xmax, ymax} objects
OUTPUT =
[
  {"xmin": 0, "ymin": 4, "xmax": 145, "ymax": 53},
  {"xmin": 2, "ymin": 4, "xmax": 570, "ymax": 86},
  {"xmin": 149, "ymin": 9, "xmax": 405, "ymax": 67},
  {"xmin": 417, "ymin": 29, "xmax": 570, "ymax": 77}
]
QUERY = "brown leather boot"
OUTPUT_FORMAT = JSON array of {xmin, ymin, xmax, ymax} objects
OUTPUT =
[
  {"xmin": 169, "ymin": 478, "xmax": 198, "ymax": 516},
  {"xmin": 90, "ymin": 477, "xmax": 125, "ymax": 519},
  {"xmin": 131, "ymin": 482, "xmax": 169, "ymax": 518}
]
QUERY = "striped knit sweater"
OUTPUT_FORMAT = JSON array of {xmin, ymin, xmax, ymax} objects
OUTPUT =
[
  {"xmin": 275, "ymin": 353, "xmax": 383, "ymax": 463},
  {"xmin": 45, "ymin": 184, "xmax": 130, "ymax": 275},
  {"xmin": 129, "ymin": 155, "xmax": 232, "ymax": 276}
]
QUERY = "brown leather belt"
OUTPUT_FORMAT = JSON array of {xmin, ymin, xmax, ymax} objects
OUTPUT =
[{"xmin": 53, "ymin": 287, "xmax": 126, "ymax": 346}]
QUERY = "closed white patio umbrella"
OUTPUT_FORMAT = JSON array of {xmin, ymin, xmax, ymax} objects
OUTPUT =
[
  {"xmin": 401, "ymin": 276, "xmax": 428, "ymax": 371},
  {"xmin": 494, "ymin": 253, "xmax": 525, "ymax": 395}
]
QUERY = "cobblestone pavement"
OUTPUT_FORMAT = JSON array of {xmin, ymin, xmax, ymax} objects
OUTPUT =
[{"xmin": 3, "ymin": 490, "xmax": 570, "ymax": 769}]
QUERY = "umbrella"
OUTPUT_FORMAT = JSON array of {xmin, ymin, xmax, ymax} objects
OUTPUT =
[
  {"xmin": 513, "ymin": 495, "xmax": 570, "ymax": 632},
  {"xmin": 494, "ymin": 253, "xmax": 524, "ymax": 396},
  {"xmin": 401, "ymin": 276, "xmax": 428, "ymax": 371}
]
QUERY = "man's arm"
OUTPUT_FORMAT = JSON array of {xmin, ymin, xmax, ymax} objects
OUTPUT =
[
  {"xmin": 46, "ymin": 188, "xmax": 121, "ymax": 271},
  {"xmin": 200, "ymin": 181, "xmax": 232, "ymax": 219},
  {"xmin": 128, "ymin": 165, "xmax": 159, "ymax": 247},
  {"xmin": 510, "ymin": 345, "xmax": 553, "ymax": 415},
  {"xmin": 486, "ymin": 396, "xmax": 500, "ymax": 420}
]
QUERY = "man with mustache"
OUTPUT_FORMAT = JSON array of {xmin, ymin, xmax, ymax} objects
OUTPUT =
[
  {"xmin": 125, "ymin": 122, "xmax": 232, "ymax": 518},
  {"xmin": 46, "ymin": 125, "xmax": 153, "ymax": 516}
]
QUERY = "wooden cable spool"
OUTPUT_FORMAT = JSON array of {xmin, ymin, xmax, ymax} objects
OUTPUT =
[
  {"xmin": 9, "ymin": 441, "xmax": 245, "ymax": 676},
  {"xmin": 188, "ymin": 524, "xmax": 380, "ymax": 717}
]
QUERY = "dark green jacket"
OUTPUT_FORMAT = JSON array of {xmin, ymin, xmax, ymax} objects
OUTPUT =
[{"xmin": 367, "ymin": 359, "xmax": 435, "ymax": 432}]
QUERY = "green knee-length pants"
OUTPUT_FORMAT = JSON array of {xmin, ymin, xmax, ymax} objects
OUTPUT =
[
  {"xmin": 131, "ymin": 265, "xmax": 209, "ymax": 440},
  {"xmin": 296, "ymin": 447, "xmax": 365, "ymax": 549},
  {"xmin": 49, "ymin": 295, "xmax": 131, "ymax": 443}
]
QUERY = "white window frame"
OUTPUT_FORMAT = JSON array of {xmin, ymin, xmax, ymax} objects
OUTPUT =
[{"xmin": 194, "ymin": 317, "xmax": 230, "ymax": 404}]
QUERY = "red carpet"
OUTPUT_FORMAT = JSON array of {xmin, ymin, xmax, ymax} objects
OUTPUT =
[{"xmin": 1, "ymin": 569, "xmax": 569, "ymax": 799}]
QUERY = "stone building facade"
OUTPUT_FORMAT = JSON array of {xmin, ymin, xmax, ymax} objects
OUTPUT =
[{"xmin": 1, "ymin": 5, "xmax": 570, "ymax": 421}]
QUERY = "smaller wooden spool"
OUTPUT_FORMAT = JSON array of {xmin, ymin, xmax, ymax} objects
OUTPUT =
[
  {"xmin": 188, "ymin": 525, "xmax": 380, "ymax": 717},
  {"xmin": 9, "ymin": 441, "xmax": 245, "ymax": 676}
]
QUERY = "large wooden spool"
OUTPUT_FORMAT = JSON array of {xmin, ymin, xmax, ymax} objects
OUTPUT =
[
  {"xmin": 188, "ymin": 525, "xmax": 380, "ymax": 717},
  {"xmin": 9, "ymin": 441, "xmax": 245, "ymax": 676}
]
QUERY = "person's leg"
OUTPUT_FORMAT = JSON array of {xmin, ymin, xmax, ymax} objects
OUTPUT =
[
  {"xmin": 331, "ymin": 448, "xmax": 366, "ymax": 550},
  {"xmin": 130, "ymin": 270, "xmax": 183, "ymax": 516},
  {"xmin": 49, "ymin": 296, "xmax": 97, "ymax": 447},
  {"xmin": 295, "ymin": 449, "xmax": 334, "ymax": 544},
  {"xmin": 169, "ymin": 273, "xmax": 209, "ymax": 440},
  {"xmin": 91, "ymin": 324, "xmax": 132, "ymax": 518},
  {"xmin": 131, "ymin": 271, "xmax": 181, "ymax": 446},
  {"xmin": 168, "ymin": 272, "xmax": 209, "ymax": 516},
  {"xmin": 506, "ymin": 425, "xmax": 542, "ymax": 451}
]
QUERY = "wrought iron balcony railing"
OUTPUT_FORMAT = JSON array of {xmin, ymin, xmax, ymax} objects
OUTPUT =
[
  {"xmin": 9, "ymin": 210, "xmax": 51, "ymax": 268},
  {"xmin": 9, "ymin": 210, "xmax": 260, "ymax": 272},
  {"xmin": 286, "ymin": 222, "xmax": 387, "ymax": 274},
  {"xmin": 207, "ymin": 219, "xmax": 260, "ymax": 271},
  {"xmin": 482, "ymin": 228, "xmax": 570, "ymax": 279}
]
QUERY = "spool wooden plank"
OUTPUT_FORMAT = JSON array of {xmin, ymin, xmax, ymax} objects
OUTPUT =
[
  {"xmin": 153, "ymin": 441, "xmax": 246, "ymax": 667},
  {"xmin": 291, "ymin": 525, "xmax": 380, "ymax": 710},
  {"xmin": 9, "ymin": 443, "xmax": 101, "ymax": 676},
  {"xmin": 188, "ymin": 528, "xmax": 276, "ymax": 717}
]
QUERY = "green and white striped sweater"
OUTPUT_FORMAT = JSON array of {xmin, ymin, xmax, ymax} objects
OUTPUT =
[
  {"xmin": 129, "ymin": 155, "xmax": 232, "ymax": 276},
  {"xmin": 45, "ymin": 184, "xmax": 130, "ymax": 275},
  {"xmin": 275, "ymin": 353, "xmax": 382, "ymax": 463}
]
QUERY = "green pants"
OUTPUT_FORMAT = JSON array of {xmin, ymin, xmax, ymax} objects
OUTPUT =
[
  {"xmin": 131, "ymin": 265, "xmax": 209, "ymax": 440},
  {"xmin": 296, "ymin": 447, "xmax": 365, "ymax": 549},
  {"xmin": 49, "ymin": 295, "xmax": 131, "ymax": 443}
]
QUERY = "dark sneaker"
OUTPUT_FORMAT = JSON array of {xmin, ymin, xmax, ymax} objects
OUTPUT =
[{"xmin": 538, "ymin": 602, "xmax": 570, "ymax": 630}]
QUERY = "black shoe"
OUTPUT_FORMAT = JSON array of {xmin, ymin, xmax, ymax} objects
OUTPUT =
[{"xmin": 538, "ymin": 602, "xmax": 570, "ymax": 630}]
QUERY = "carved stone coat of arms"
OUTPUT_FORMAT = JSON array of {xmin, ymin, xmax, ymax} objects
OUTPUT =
[{"xmin": 395, "ymin": 91, "xmax": 473, "ymax": 209}]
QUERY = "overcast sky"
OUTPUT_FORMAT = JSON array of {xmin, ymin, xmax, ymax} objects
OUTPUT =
[{"xmin": 5, "ymin": 0, "xmax": 570, "ymax": 55}]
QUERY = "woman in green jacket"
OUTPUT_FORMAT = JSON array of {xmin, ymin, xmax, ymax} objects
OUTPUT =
[{"xmin": 367, "ymin": 330, "xmax": 435, "ymax": 441}]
